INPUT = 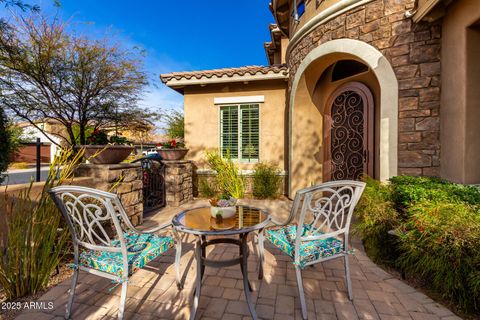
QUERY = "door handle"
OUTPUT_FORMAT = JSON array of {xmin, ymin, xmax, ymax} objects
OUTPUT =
[{"xmin": 363, "ymin": 150, "xmax": 368, "ymax": 163}]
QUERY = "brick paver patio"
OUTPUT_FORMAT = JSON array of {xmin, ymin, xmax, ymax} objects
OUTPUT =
[{"xmin": 17, "ymin": 199, "xmax": 461, "ymax": 320}]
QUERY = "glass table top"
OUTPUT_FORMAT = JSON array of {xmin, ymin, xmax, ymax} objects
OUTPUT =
[{"xmin": 172, "ymin": 206, "xmax": 270, "ymax": 235}]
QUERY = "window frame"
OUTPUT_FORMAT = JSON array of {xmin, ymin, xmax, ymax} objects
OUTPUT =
[
  {"xmin": 292, "ymin": 0, "xmax": 306, "ymax": 21},
  {"xmin": 218, "ymin": 103, "xmax": 261, "ymax": 163}
]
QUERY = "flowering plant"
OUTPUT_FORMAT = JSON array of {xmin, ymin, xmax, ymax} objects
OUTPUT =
[
  {"xmin": 88, "ymin": 129, "xmax": 109, "ymax": 145},
  {"xmin": 87, "ymin": 129, "xmax": 130, "ymax": 145},
  {"xmin": 209, "ymin": 195, "xmax": 237, "ymax": 207},
  {"xmin": 157, "ymin": 139, "xmax": 185, "ymax": 149}
]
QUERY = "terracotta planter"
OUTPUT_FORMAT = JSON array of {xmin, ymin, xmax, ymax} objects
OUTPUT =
[
  {"xmin": 78, "ymin": 145, "xmax": 134, "ymax": 164},
  {"xmin": 157, "ymin": 148, "xmax": 189, "ymax": 160}
]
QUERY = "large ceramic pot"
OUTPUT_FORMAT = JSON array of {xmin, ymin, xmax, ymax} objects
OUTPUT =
[
  {"xmin": 78, "ymin": 145, "xmax": 134, "ymax": 164},
  {"xmin": 157, "ymin": 148, "xmax": 189, "ymax": 160},
  {"xmin": 210, "ymin": 206, "xmax": 236, "ymax": 219}
]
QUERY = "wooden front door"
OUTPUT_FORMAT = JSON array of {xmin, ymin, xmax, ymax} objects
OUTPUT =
[{"xmin": 323, "ymin": 82, "xmax": 374, "ymax": 181}]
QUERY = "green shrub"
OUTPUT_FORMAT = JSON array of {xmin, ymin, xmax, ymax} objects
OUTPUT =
[
  {"xmin": 397, "ymin": 201, "xmax": 480, "ymax": 312},
  {"xmin": 0, "ymin": 148, "xmax": 83, "ymax": 299},
  {"xmin": 204, "ymin": 150, "xmax": 244, "ymax": 199},
  {"xmin": 355, "ymin": 175, "xmax": 480, "ymax": 313},
  {"xmin": 353, "ymin": 177, "xmax": 400, "ymax": 264},
  {"xmin": 252, "ymin": 162, "xmax": 281, "ymax": 199},
  {"xmin": 390, "ymin": 175, "xmax": 480, "ymax": 211}
]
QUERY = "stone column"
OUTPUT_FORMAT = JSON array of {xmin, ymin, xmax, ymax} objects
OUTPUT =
[
  {"xmin": 75, "ymin": 163, "xmax": 143, "ymax": 225},
  {"xmin": 164, "ymin": 160, "xmax": 193, "ymax": 207}
]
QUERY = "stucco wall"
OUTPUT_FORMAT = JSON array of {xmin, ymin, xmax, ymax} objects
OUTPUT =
[
  {"xmin": 290, "ymin": 51, "xmax": 382, "ymax": 193},
  {"xmin": 441, "ymin": 0, "xmax": 480, "ymax": 184},
  {"xmin": 290, "ymin": 0, "xmax": 343, "ymax": 34},
  {"xmin": 183, "ymin": 80, "xmax": 287, "ymax": 170}
]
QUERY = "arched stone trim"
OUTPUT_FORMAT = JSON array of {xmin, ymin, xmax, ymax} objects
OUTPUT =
[{"xmin": 288, "ymin": 38, "xmax": 398, "ymax": 196}]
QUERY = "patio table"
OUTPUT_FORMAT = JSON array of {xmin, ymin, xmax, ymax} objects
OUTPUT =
[{"xmin": 172, "ymin": 206, "xmax": 271, "ymax": 320}]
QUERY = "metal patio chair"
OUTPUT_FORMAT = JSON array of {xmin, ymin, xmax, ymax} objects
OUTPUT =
[
  {"xmin": 257, "ymin": 180, "xmax": 366, "ymax": 319},
  {"xmin": 49, "ymin": 186, "xmax": 183, "ymax": 319}
]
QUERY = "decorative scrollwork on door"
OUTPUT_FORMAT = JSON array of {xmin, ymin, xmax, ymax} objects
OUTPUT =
[
  {"xmin": 331, "ymin": 90, "xmax": 364, "ymax": 180},
  {"xmin": 324, "ymin": 82, "xmax": 374, "ymax": 181}
]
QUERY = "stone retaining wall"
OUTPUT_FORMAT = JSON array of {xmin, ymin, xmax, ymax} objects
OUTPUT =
[
  {"xmin": 288, "ymin": 0, "xmax": 441, "ymax": 177},
  {"xmin": 164, "ymin": 160, "xmax": 194, "ymax": 207},
  {"xmin": 75, "ymin": 163, "xmax": 143, "ymax": 225}
]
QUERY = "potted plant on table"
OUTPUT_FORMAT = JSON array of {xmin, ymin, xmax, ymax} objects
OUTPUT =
[
  {"xmin": 79, "ymin": 129, "xmax": 134, "ymax": 164},
  {"xmin": 209, "ymin": 195, "xmax": 237, "ymax": 220},
  {"xmin": 156, "ymin": 139, "xmax": 189, "ymax": 160}
]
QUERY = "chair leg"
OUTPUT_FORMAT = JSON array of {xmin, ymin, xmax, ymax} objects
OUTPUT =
[
  {"xmin": 65, "ymin": 268, "xmax": 79, "ymax": 319},
  {"xmin": 175, "ymin": 238, "xmax": 183, "ymax": 289},
  {"xmin": 344, "ymin": 254, "xmax": 353, "ymax": 300},
  {"xmin": 295, "ymin": 266, "xmax": 308, "ymax": 320},
  {"xmin": 257, "ymin": 231, "xmax": 265, "ymax": 280},
  {"xmin": 118, "ymin": 280, "xmax": 128, "ymax": 320}
]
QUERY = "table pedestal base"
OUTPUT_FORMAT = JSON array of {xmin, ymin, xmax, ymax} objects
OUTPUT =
[{"xmin": 190, "ymin": 233, "xmax": 258, "ymax": 320}]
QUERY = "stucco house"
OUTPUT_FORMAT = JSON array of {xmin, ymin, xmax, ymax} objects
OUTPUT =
[
  {"xmin": 160, "ymin": 0, "xmax": 480, "ymax": 197},
  {"xmin": 15, "ymin": 121, "xmax": 62, "ymax": 163}
]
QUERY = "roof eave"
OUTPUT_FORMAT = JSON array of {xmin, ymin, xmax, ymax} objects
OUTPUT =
[{"xmin": 163, "ymin": 72, "xmax": 289, "ymax": 91}]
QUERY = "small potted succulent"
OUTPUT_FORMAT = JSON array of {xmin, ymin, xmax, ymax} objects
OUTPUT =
[
  {"xmin": 209, "ymin": 195, "xmax": 237, "ymax": 220},
  {"xmin": 79, "ymin": 129, "xmax": 134, "ymax": 164},
  {"xmin": 156, "ymin": 139, "xmax": 189, "ymax": 160}
]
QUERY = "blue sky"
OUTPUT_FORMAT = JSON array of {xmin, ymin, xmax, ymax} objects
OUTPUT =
[{"xmin": 1, "ymin": 0, "xmax": 275, "ymax": 111}]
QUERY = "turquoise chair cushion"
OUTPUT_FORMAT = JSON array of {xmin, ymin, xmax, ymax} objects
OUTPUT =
[
  {"xmin": 79, "ymin": 232, "xmax": 174, "ymax": 277},
  {"xmin": 265, "ymin": 224, "xmax": 344, "ymax": 268}
]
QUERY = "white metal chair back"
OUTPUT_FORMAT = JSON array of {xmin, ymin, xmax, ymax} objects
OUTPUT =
[
  {"xmin": 291, "ymin": 180, "xmax": 365, "ymax": 265},
  {"xmin": 49, "ymin": 185, "xmax": 183, "ymax": 320},
  {"xmin": 49, "ymin": 186, "xmax": 136, "ymax": 261},
  {"xmin": 260, "ymin": 180, "xmax": 365, "ymax": 320}
]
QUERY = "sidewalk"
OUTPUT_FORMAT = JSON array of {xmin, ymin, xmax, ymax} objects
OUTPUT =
[{"xmin": 6, "ymin": 166, "xmax": 50, "ymax": 174}]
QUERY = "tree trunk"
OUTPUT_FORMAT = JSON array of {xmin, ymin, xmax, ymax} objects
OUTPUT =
[
  {"xmin": 66, "ymin": 126, "xmax": 76, "ymax": 148},
  {"xmin": 79, "ymin": 122, "xmax": 86, "ymax": 146}
]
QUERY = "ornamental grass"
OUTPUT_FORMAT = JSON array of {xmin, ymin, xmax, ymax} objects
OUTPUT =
[
  {"xmin": 204, "ymin": 149, "xmax": 244, "ymax": 199},
  {"xmin": 0, "ymin": 148, "xmax": 83, "ymax": 299}
]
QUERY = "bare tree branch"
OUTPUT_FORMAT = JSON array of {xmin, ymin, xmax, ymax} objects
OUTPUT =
[{"xmin": 0, "ymin": 13, "xmax": 155, "ymax": 147}]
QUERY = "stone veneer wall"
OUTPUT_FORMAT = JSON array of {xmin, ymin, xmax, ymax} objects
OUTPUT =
[
  {"xmin": 75, "ymin": 163, "xmax": 143, "ymax": 225},
  {"xmin": 288, "ymin": 0, "xmax": 442, "ymax": 176},
  {"xmin": 164, "ymin": 160, "xmax": 194, "ymax": 207}
]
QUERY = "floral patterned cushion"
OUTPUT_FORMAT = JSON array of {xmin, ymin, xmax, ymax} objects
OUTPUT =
[
  {"xmin": 265, "ymin": 224, "xmax": 344, "ymax": 268},
  {"xmin": 79, "ymin": 232, "xmax": 174, "ymax": 277}
]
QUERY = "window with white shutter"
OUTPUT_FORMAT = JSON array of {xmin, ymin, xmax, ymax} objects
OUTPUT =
[{"xmin": 220, "ymin": 104, "xmax": 260, "ymax": 162}]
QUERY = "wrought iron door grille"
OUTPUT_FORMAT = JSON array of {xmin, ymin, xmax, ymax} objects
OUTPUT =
[{"xmin": 330, "ymin": 90, "xmax": 364, "ymax": 181}]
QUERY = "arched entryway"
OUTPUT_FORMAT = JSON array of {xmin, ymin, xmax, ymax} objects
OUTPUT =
[
  {"xmin": 324, "ymin": 82, "xmax": 374, "ymax": 181},
  {"xmin": 288, "ymin": 39, "xmax": 398, "ymax": 197}
]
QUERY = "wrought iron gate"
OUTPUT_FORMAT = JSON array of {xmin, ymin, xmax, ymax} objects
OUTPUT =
[{"xmin": 134, "ymin": 157, "xmax": 166, "ymax": 212}]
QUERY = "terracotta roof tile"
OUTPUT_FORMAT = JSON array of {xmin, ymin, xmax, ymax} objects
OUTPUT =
[{"xmin": 160, "ymin": 64, "xmax": 288, "ymax": 83}]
